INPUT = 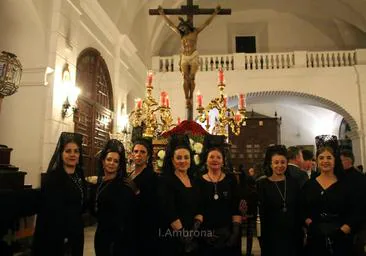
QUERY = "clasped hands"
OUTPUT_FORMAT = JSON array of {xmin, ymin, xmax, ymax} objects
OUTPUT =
[{"xmin": 305, "ymin": 218, "xmax": 349, "ymax": 241}]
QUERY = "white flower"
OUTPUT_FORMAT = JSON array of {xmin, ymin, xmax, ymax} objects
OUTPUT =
[
  {"xmin": 85, "ymin": 176, "xmax": 98, "ymax": 184},
  {"xmin": 193, "ymin": 142, "xmax": 203, "ymax": 154},
  {"xmin": 157, "ymin": 150, "xmax": 166, "ymax": 159},
  {"xmin": 157, "ymin": 159, "xmax": 164, "ymax": 168},
  {"xmin": 194, "ymin": 154, "xmax": 200, "ymax": 165},
  {"xmin": 189, "ymin": 138, "xmax": 195, "ymax": 150}
]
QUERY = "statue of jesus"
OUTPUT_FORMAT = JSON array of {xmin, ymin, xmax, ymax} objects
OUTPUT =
[{"xmin": 158, "ymin": 5, "xmax": 221, "ymax": 108}]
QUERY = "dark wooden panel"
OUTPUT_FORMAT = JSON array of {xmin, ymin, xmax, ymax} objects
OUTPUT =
[
  {"xmin": 229, "ymin": 117, "xmax": 281, "ymax": 172},
  {"xmin": 74, "ymin": 99, "xmax": 93, "ymax": 177}
]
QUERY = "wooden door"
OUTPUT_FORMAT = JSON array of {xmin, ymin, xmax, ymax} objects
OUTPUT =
[
  {"xmin": 74, "ymin": 48, "xmax": 114, "ymax": 177},
  {"xmin": 229, "ymin": 114, "xmax": 281, "ymax": 172}
]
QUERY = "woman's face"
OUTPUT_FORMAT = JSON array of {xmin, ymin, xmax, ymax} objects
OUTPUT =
[
  {"xmin": 206, "ymin": 150, "xmax": 223, "ymax": 172},
  {"xmin": 317, "ymin": 150, "xmax": 335, "ymax": 173},
  {"xmin": 132, "ymin": 144, "xmax": 148, "ymax": 167},
  {"xmin": 62, "ymin": 142, "xmax": 80, "ymax": 168},
  {"xmin": 103, "ymin": 152, "xmax": 120, "ymax": 174},
  {"xmin": 172, "ymin": 148, "xmax": 191, "ymax": 173},
  {"xmin": 271, "ymin": 154, "xmax": 287, "ymax": 176}
]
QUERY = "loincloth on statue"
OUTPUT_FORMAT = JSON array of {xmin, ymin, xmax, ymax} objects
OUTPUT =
[{"xmin": 180, "ymin": 50, "xmax": 201, "ymax": 67}]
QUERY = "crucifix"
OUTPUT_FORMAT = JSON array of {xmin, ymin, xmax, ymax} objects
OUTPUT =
[{"xmin": 150, "ymin": 1, "xmax": 231, "ymax": 121}]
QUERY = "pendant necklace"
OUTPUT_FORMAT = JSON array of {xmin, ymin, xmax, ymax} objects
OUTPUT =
[
  {"xmin": 273, "ymin": 178, "xmax": 287, "ymax": 213},
  {"xmin": 207, "ymin": 171, "xmax": 222, "ymax": 200}
]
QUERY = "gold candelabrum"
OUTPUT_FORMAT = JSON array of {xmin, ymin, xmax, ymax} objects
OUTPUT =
[
  {"xmin": 129, "ymin": 72, "xmax": 174, "ymax": 138},
  {"xmin": 196, "ymin": 69, "xmax": 246, "ymax": 137}
]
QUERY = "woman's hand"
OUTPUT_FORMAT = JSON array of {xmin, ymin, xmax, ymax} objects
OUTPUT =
[
  {"xmin": 305, "ymin": 218, "xmax": 312, "ymax": 226},
  {"xmin": 340, "ymin": 224, "xmax": 351, "ymax": 234},
  {"xmin": 171, "ymin": 219, "xmax": 183, "ymax": 231}
]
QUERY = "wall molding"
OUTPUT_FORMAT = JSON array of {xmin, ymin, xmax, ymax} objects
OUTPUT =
[{"xmin": 20, "ymin": 67, "xmax": 53, "ymax": 87}]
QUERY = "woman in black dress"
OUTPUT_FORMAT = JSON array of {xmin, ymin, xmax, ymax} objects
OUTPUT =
[
  {"xmin": 128, "ymin": 138, "xmax": 159, "ymax": 255},
  {"xmin": 197, "ymin": 135, "xmax": 242, "ymax": 256},
  {"xmin": 302, "ymin": 135, "xmax": 359, "ymax": 256},
  {"xmin": 94, "ymin": 139, "xmax": 137, "ymax": 256},
  {"xmin": 257, "ymin": 145, "xmax": 302, "ymax": 256},
  {"xmin": 158, "ymin": 134, "xmax": 203, "ymax": 256},
  {"xmin": 32, "ymin": 132, "xmax": 86, "ymax": 256}
]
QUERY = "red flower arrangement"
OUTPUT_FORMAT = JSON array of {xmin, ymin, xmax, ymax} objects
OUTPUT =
[{"xmin": 162, "ymin": 120, "xmax": 209, "ymax": 137}]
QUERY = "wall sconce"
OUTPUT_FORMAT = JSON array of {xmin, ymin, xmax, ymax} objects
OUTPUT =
[{"xmin": 61, "ymin": 63, "xmax": 80, "ymax": 119}]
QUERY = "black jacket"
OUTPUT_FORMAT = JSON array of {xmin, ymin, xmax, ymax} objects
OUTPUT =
[{"xmin": 32, "ymin": 169, "xmax": 86, "ymax": 256}]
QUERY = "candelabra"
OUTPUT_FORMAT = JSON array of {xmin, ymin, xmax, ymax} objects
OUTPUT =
[
  {"xmin": 196, "ymin": 69, "xmax": 246, "ymax": 136},
  {"xmin": 129, "ymin": 72, "xmax": 174, "ymax": 138}
]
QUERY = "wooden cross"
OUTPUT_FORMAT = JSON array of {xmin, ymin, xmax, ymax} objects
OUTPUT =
[{"xmin": 149, "ymin": 0, "xmax": 231, "ymax": 26}]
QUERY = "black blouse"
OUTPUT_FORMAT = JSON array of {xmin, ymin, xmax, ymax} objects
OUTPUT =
[
  {"xmin": 197, "ymin": 173, "xmax": 240, "ymax": 229},
  {"xmin": 302, "ymin": 178, "xmax": 359, "ymax": 229},
  {"xmin": 96, "ymin": 177, "xmax": 136, "ymax": 231},
  {"xmin": 158, "ymin": 174, "xmax": 201, "ymax": 230}
]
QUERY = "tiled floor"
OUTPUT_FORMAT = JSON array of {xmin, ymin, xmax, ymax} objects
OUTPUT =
[{"xmin": 83, "ymin": 225, "xmax": 261, "ymax": 255}]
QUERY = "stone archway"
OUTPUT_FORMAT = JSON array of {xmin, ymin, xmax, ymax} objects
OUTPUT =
[
  {"xmin": 244, "ymin": 90, "xmax": 364, "ymax": 164},
  {"xmin": 226, "ymin": 89, "xmax": 365, "ymax": 167},
  {"xmin": 74, "ymin": 48, "xmax": 114, "ymax": 177},
  {"xmin": 246, "ymin": 90, "xmax": 359, "ymax": 133}
]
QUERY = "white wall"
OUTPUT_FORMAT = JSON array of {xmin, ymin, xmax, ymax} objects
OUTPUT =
[
  {"xmin": 0, "ymin": 0, "xmax": 52, "ymax": 186},
  {"xmin": 0, "ymin": 86, "xmax": 48, "ymax": 185},
  {"xmin": 247, "ymin": 103, "xmax": 342, "ymax": 147},
  {"xmin": 158, "ymin": 11, "xmax": 344, "ymax": 57},
  {"xmin": 153, "ymin": 66, "xmax": 362, "ymax": 158},
  {"xmin": 154, "ymin": 67, "xmax": 360, "ymax": 126}
]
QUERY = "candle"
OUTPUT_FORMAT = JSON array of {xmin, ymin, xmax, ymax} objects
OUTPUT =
[
  {"xmin": 196, "ymin": 91, "xmax": 203, "ymax": 107},
  {"xmin": 223, "ymin": 95, "xmax": 227, "ymax": 107},
  {"xmin": 218, "ymin": 68, "xmax": 224, "ymax": 84},
  {"xmin": 177, "ymin": 117, "xmax": 181, "ymax": 124},
  {"xmin": 166, "ymin": 96, "xmax": 170, "ymax": 108},
  {"xmin": 135, "ymin": 98, "xmax": 142, "ymax": 109},
  {"xmin": 235, "ymin": 111, "xmax": 241, "ymax": 122},
  {"xmin": 160, "ymin": 91, "xmax": 167, "ymax": 106},
  {"xmin": 239, "ymin": 93, "xmax": 245, "ymax": 109},
  {"xmin": 147, "ymin": 71, "xmax": 153, "ymax": 87}
]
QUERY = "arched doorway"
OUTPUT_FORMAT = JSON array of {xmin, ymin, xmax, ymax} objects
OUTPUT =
[
  {"xmin": 74, "ymin": 48, "xmax": 114, "ymax": 177},
  {"xmin": 227, "ymin": 90, "xmax": 360, "ymax": 170}
]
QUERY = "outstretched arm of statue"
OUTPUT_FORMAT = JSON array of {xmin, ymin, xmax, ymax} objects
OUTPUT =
[
  {"xmin": 196, "ymin": 5, "xmax": 221, "ymax": 34},
  {"xmin": 158, "ymin": 6, "xmax": 180, "ymax": 35}
]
